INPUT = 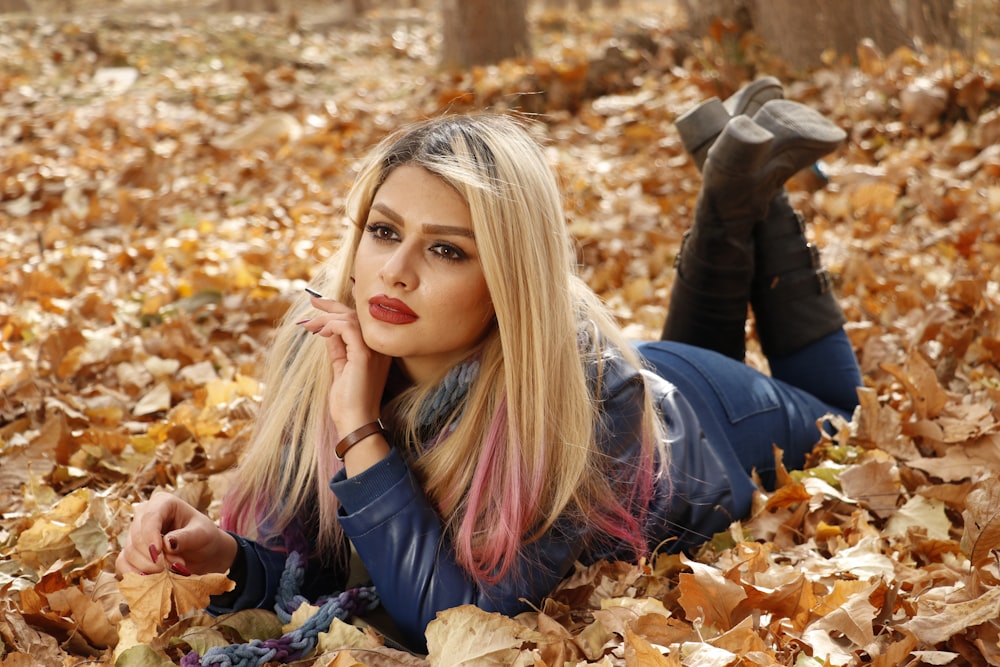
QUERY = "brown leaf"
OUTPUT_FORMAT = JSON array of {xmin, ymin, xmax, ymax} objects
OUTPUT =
[
  {"xmin": 839, "ymin": 459, "xmax": 900, "ymax": 518},
  {"xmin": 676, "ymin": 557, "xmax": 746, "ymax": 632},
  {"xmin": 963, "ymin": 480, "xmax": 1000, "ymax": 567},
  {"xmin": 880, "ymin": 349, "xmax": 950, "ymax": 421},
  {"xmin": 45, "ymin": 584, "xmax": 118, "ymax": 648},
  {"xmin": 0, "ymin": 600, "xmax": 63, "ymax": 664},
  {"xmin": 899, "ymin": 587, "xmax": 1000, "ymax": 646},
  {"xmin": 624, "ymin": 625, "xmax": 678, "ymax": 666}
]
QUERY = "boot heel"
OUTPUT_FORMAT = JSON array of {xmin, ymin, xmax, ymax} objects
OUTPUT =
[
  {"xmin": 675, "ymin": 97, "xmax": 729, "ymax": 162},
  {"xmin": 705, "ymin": 115, "xmax": 774, "ymax": 176}
]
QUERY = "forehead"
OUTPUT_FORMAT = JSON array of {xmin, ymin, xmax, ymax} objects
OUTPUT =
[{"xmin": 373, "ymin": 166, "xmax": 472, "ymax": 228}]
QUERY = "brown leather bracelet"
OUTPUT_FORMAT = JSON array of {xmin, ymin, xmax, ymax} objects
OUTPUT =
[{"xmin": 335, "ymin": 419, "xmax": 385, "ymax": 460}]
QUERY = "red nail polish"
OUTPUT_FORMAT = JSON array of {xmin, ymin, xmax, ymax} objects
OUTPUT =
[
  {"xmin": 170, "ymin": 562, "xmax": 192, "ymax": 576},
  {"xmin": 295, "ymin": 319, "xmax": 311, "ymax": 325},
  {"xmin": 167, "ymin": 536, "xmax": 179, "ymax": 551},
  {"xmin": 149, "ymin": 544, "xmax": 160, "ymax": 563}
]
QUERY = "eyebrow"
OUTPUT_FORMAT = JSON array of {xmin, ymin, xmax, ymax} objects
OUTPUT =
[{"xmin": 371, "ymin": 202, "xmax": 475, "ymax": 239}]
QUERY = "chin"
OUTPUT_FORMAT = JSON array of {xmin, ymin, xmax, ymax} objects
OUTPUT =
[{"xmin": 360, "ymin": 329, "xmax": 405, "ymax": 358}]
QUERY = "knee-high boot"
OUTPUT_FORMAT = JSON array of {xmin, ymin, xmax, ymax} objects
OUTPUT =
[
  {"xmin": 750, "ymin": 190, "xmax": 847, "ymax": 358},
  {"xmin": 661, "ymin": 101, "xmax": 846, "ymax": 360},
  {"xmin": 660, "ymin": 115, "xmax": 768, "ymax": 360},
  {"xmin": 748, "ymin": 102, "xmax": 848, "ymax": 359}
]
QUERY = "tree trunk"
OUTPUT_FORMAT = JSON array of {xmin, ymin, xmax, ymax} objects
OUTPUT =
[
  {"xmin": 0, "ymin": 0, "xmax": 31, "ymax": 11},
  {"xmin": 679, "ymin": 0, "xmax": 752, "ymax": 36},
  {"xmin": 901, "ymin": 0, "xmax": 963, "ymax": 50},
  {"xmin": 682, "ymin": 0, "xmax": 962, "ymax": 71},
  {"xmin": 218, "ymin": 0, "xmax": 279, "ymax": 11},
  {"xmin": 750, "ymin": 0, "xmax": 909, "ymax": 71},
  {"xmin": 440, "ymin": 0, "xmax": 531, "ymax": 69}
]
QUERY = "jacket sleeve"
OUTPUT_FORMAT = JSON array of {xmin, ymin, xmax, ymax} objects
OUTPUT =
[
  {"xmin": 329, "ymin": 449, "xmax": 590, "ymax": 652},
  {"xmin": 207, "ymin": 534, "xmax": 287, "ymax": 614},
  {"xmin": 207, "ymin": 532, "xmax": 350, "ymax": 615}
]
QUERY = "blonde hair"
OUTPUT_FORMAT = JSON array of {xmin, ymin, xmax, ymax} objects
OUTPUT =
[{"xmin": 223, "ymin": 113, "xmax": 664, "ymax": 580}]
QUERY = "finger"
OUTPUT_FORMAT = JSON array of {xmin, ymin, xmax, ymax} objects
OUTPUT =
[
  {"xmin": 115, "ymin": 550, "xmax": 138, "ymax": 576},
  {"xmin": 168, "ymin": 560, "xmax": 193, "ymax": 577},
  {"xmin": 161, "ymin": 530, "xmax": 181, "ymax": 556},
  {"xmin": 161, "ymin": 525, "xmax": 202, "ymax": 560},
  {"xmin": 307, "ymin": 296, "xmax": 353, "ymax": 314},
  {"xmin": 124, "ymin": 522, "xmax": 163, "ymax": 573},
  {"xmin": 297, "ymin": 311, "xmax": 356, "ymax": 336},
  {"xmin": 116, "ymin": 541, "xmax": 165, "ymax": 575}
]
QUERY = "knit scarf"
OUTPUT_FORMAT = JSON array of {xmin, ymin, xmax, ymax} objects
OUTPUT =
[{"xmin": 404, "ymin": 355, "xmax": 481, "ymax": 451}]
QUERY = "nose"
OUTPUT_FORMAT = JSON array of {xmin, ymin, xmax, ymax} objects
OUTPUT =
[{"xmin": 378, "ymin": 243, "xmax": 419, "ymax": 290}]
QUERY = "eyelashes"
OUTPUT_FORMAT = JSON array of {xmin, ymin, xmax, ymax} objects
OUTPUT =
[{"xmin": 364, "ymin": 222, "xmax": 468, "ymax": 263}]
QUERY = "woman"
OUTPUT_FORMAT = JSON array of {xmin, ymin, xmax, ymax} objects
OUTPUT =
[{"xmin": 116, "ymin": 82, "xmax": 862, "ymax": 652}]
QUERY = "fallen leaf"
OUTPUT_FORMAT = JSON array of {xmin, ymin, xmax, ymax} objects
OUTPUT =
[
  {"xmin": 425, "ymin": 605, "xmax": 546, "ymax": 666},
  {"xmin": 117, "ymin": 570, "xmax": 234, "ymax": 642},
  {"xmin": 624, "ymin": 625, "xmax": 677, "ymax": 666},
  {"xmin": 899, "ymin": 587, "xmax": 1000, "ymax": 645}
]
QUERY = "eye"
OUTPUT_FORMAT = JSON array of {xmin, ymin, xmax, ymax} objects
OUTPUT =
[
  {"xmin": 430, "ymin": 243, "xmax": 467, "ymax": 262},
  {"xmin": 365, "ymin": 222, "xmax": 399, "ymax": 242}
]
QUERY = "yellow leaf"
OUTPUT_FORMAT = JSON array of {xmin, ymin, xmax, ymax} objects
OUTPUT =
[
  {"xmin": 118, "ymin": 570, "xmax": 234, "ymax": 642},
  {"xmin": 283, "ymin": 600, "xmax": 320, "ymax": 633},
  {"xmin": 425, "ymin": 605, "xmax": 546, "ymax": 666},
  {"xmin": 172, "ymin": 571, "xmax": 235, "ymax": 615},
  {"xmin": 316, "ymin": 618, "xmax": 378, "ymax": 653},
  {"xmin": 118, "ymin": 571, "xmax": 173, "ymax": 643}
]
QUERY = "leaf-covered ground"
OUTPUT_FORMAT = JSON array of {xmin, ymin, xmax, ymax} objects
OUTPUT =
[{"xmin": 3, "ymin": 2, "xmax": 1000, "ymax": 665}]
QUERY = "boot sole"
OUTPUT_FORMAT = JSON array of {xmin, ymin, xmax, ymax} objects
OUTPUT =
[{"xmin": 753, "ymin": 100, "xmax": 846, "ymax": 155}]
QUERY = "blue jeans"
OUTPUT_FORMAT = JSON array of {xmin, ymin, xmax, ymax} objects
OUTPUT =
[{"xmin": 635, "ymin": 331, "xmax": 861, "ymax": 489}]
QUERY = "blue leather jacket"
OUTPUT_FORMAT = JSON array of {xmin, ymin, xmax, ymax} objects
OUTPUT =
[{"xmin": 209, "ymin": 346, "xmax": 756, "ymax": 652}]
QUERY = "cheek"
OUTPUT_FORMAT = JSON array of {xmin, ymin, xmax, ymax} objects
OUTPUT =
[
  {"xmin": 352, "ymin": 248, "xmax": 377, "ymax": 287},
  {"xmin": 465, "ymin": 284, "xmax": 494, "ymax": 327}
]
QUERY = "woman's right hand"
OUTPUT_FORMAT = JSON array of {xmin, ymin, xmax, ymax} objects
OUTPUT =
[
  {"xmin": 115, "ymin": 491, "xmax": 238, "ymax": 577},
  {"xmin": 299, "ymin": 294, "xmax": 391, "ymax": 432}
]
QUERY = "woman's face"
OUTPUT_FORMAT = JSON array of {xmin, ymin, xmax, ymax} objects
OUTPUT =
[{"xmin": 353, "ymin": 165, "xmax": 495, "ymax": 384}]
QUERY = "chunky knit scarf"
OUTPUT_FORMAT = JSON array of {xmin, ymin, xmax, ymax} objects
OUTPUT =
[{"xmin": 408, "ymin": 356, "xmax": 481, "ymax": 448}]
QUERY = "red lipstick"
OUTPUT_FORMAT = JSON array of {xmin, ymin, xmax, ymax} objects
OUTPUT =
[{"xmin": 369, "ymin": 295, "xmax": 418, "ymax": 325}]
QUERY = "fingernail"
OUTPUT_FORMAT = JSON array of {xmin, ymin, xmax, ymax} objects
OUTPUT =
[
  {"xmin": 170, "ymin": 562, "xmax": 192, "ymax": 576},
  {"xmin": 167, "ymin": 536, "xmax": 178, "ymax": 551},
  {"xmin": 295, "ymin": 319, "xmax": 311, "ymax": 325},
  {"xmin": 140, "ymin": 572, "xmax": 148, "ymax": 577},
  {"xmin": 149, "ymin": 544, "xmax": 160, "ymax": 563}
]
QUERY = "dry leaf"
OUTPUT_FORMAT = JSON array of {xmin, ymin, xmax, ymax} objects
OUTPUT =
[
  {"xmin": 899, "ymin": 587, "xmax": 1000, "ymax": 645},
  {"xmin": 676, "ymin": 557, "xmax": 746, "ymax": 632},
  {"xmin": 425, "ymin": 605, "xmax": 545, "ymax": 666},
  {"xmin": 624, "ymin": 625, "xmax": 676, "ymax": 666},
  {"xmin": 117, "ymin": 570, "xmax": 234, "ymax": 642}
]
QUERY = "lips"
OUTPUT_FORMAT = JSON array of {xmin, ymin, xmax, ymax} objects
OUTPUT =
[{"xmin": 368, "ymin": 295, "xmax": 418, "ymax": 325}]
